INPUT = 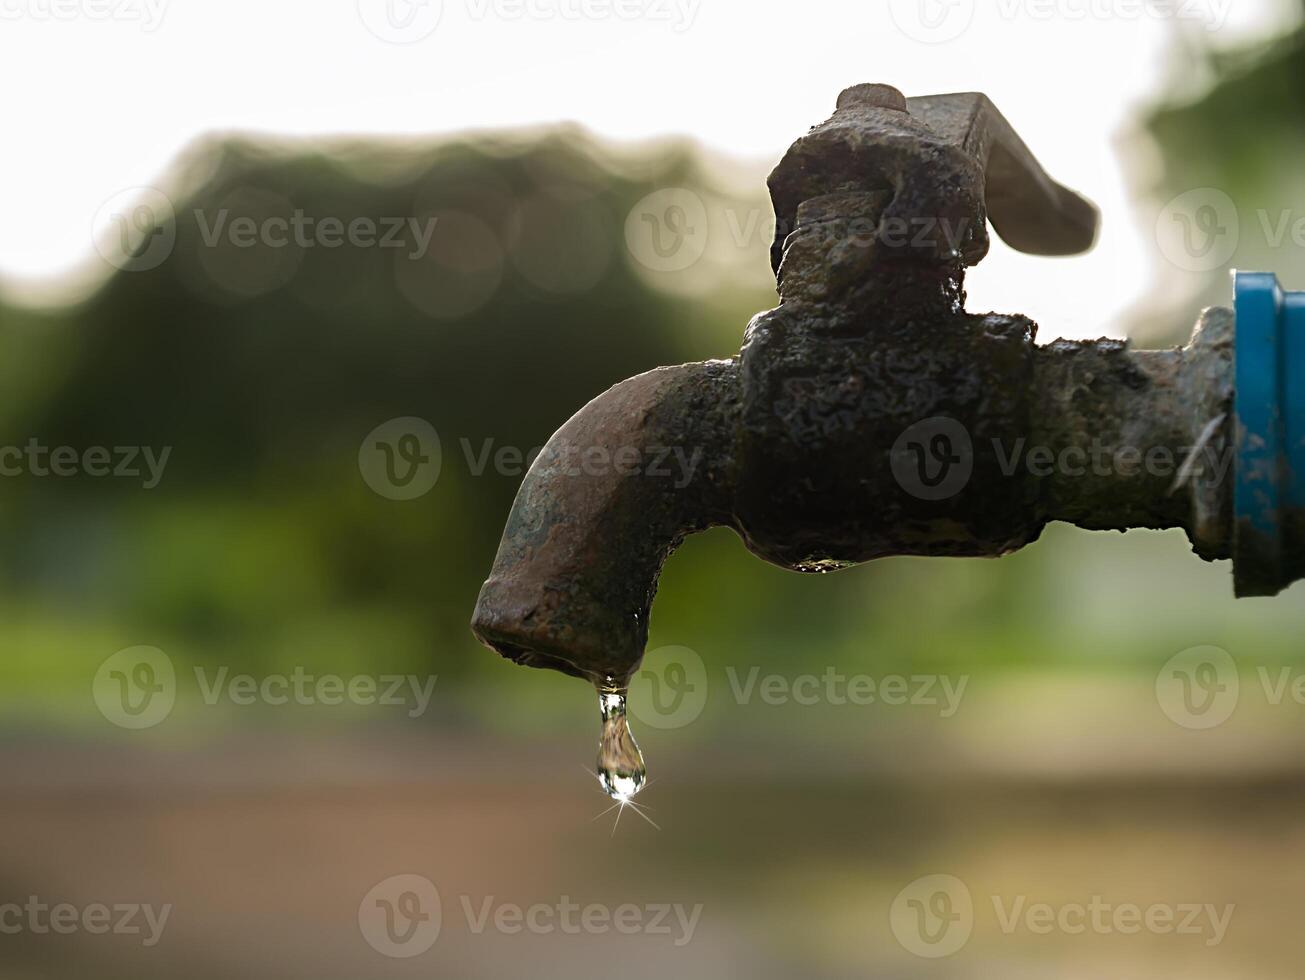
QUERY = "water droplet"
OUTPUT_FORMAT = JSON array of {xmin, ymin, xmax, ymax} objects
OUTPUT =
[{"xmin": 595, "ymin": 686, "xmax": 646, "ymax": 801}]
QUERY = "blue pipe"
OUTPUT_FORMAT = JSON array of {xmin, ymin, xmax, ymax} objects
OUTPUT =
[{"xmin": 1233, "ymin": 271, "xmax": 1305, "ymax": 596}]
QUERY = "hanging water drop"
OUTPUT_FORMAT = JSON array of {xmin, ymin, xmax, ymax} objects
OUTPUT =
[{"xmin": 595, "ymin": 686, "xmax": 646, "ymax": 801}]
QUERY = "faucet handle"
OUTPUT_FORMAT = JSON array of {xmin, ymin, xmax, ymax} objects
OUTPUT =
[
  {"xmin": 767, "ymin": 84, "xmax": 1099, "ymax": 273},
  {"xmin": 908, "ymin": 90, "xmax": 1099, "ymax": 258}
]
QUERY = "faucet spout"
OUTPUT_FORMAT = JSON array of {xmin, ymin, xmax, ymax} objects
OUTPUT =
[{"xmin": 471, "ymin": 360, "xmax": 740, "ymax": 686}]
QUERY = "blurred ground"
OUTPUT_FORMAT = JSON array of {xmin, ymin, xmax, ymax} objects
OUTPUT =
[{"xmin": 1, "ymin": 729, "xmax": 1303, "ymax": 979}]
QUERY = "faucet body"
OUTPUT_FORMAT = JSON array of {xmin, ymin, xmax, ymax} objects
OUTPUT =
[{"xmin": 473, "ymin": 84, "xmax": 1243, "ymax": 687}]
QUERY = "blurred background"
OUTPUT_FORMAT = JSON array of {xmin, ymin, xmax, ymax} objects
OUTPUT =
[{"xmin": 2, "ymin": 1, "xmax": 1305, "ymax": 976}]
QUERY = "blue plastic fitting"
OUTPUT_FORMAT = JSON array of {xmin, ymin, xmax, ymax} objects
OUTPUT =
[{"xmin": 1233, "ymin": 271, "xmax": 1305, "ymax": 596}]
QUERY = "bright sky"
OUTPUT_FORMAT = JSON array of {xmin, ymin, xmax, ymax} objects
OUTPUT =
[{"xmin": 0, "ymin": 0, "xmax": 1296, "ymax": 335}]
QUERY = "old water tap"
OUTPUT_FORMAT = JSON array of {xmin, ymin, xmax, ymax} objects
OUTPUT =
[{"xmin": 472, "ymin": 83, "xmax": 1302, "ymax": 700}]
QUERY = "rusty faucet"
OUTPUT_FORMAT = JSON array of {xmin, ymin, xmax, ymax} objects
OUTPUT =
[{"xmin": 471, "ymin": 84, "xmax": 1243, "ymax": 690}]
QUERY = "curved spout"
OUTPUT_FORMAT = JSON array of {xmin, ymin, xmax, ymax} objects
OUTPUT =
[{"xmin": 471, "ymin": 359, "xmax": 740, "ymax": 687}]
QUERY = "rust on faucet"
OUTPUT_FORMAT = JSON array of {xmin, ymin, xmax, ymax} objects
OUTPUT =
[{"xmin": 471, "ymin": 84, "xmax": 1234, "ymax": 687}]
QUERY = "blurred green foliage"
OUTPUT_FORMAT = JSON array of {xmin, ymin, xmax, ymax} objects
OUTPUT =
[{"xmin": 1140, "ymin": 14, "xmax": 1305, "ymax": 338}]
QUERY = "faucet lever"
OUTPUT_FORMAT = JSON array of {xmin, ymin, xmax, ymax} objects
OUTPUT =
[
  {"xmin": 908, "ymin": 91, "xmax": 1100, "ymax": 258},
  {"xmin": 768, "ymin": 84, "xmax": 1099, "ymax": 273}
]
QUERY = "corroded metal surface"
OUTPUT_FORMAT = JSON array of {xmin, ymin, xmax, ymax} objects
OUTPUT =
[
  {"xmin": 472, "ymin": 361, "xmax": 740, "ymax": 682},
  {"xmin": 1032, "ymin": 307, "xmax": 1234, "ymax": 557},
  {"xmin": 472, "ymin": 84, "xmax": 1234, "ymax": 686},
  {"xmin": 766, "ymin": 86, "xmax": 1099, "ymax": 275}
]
